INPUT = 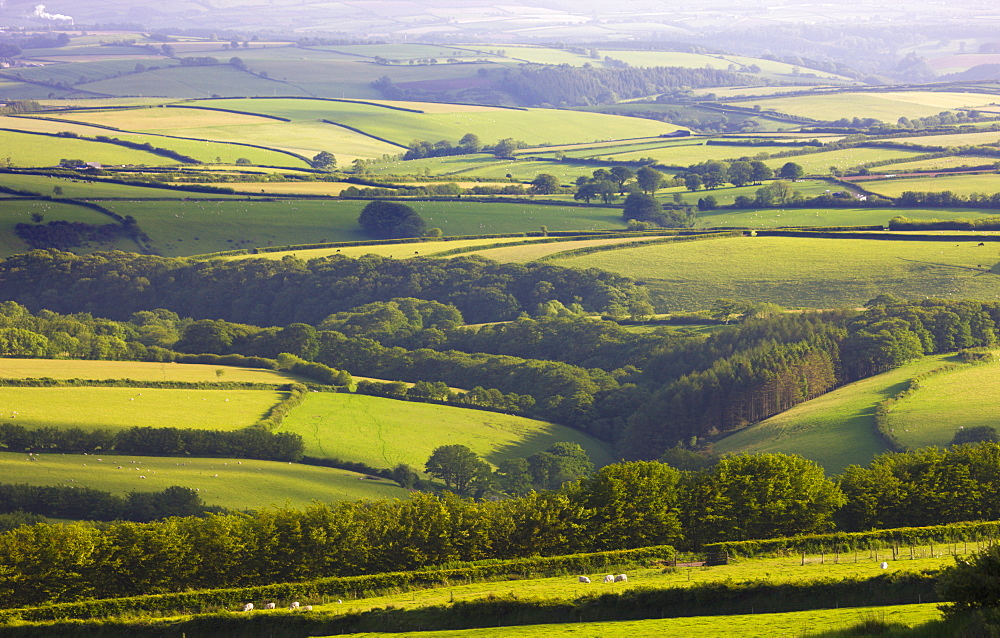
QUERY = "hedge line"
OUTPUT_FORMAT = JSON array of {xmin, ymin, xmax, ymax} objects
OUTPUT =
[
  {"xmin": 0, "ymin": 545, "xmax": 675, "ymax": 623},
  {"xmin": 255, "ymin": 383, "xmax": 307, "ymax": 430},
  {"xmin": 703, "ymin": 520, "xmax": 1000, "ymax": 557},
  {"xmin": 874, "ymin": 360, "xmax": 982, "ymax": 452},
  {"xmin": 0, "ymin": 377, "xmax": 279, "ymax": 390}
]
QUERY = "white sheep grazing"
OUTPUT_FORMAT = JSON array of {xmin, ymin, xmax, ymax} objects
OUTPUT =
[
  {"xmin": 880, "ymin": 562, "xmax": 889, "ymax": 569},
  {"xmin": 615, "ymin": 574, "xmax": 628, "ymax": 582},
  {"xmin": 578, "ymin": 576, "xmax": 591, "ymax": 583},
  {"xmin": 289, "ymin": 601, "xmax": 300, "ymax": 610},
  {"xmin": 302, "ymin": 605, "xmax": 313, "ymax": 611},
  {"xmin": 264, "ymin": 602, "xmax": 275, "ymax": 609},
  {"xmin": 603, "ymin": 574, "xmax": 615, "ymax": 583},
  {"xmin": 241, "ymin": 603, "xmax": 254, "ymax": 612}
]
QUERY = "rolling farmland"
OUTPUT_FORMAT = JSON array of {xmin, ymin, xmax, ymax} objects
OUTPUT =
[
  {"xmin": 0, "ymin": 451, "xmax": 406, "ymax": 509},
  {"xmin": 548, "ymin": 235, "xmax": 1000, "ymax": 310},
  {"xmin": 279, "ymin": 392, "xmax": 615, "ymax": 469}
]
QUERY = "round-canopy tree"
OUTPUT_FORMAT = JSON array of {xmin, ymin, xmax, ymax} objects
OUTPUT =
[{"xmin": 358, "ymin": 201, "xmax": 427, "ymax": 239}]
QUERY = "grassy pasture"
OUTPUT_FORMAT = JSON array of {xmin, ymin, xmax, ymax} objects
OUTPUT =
[
  {"xmin": 886, "ymin": 358, "xmax": 1000, "ymax": 450},
  {"xmin": 0, "ymin": 198, "xmax": 137, "ymax": 256},
  {"xmin": 199, "ymin": 98, "xmax": 685, "ymax": 147},
  {"xmin": 111, "ymin": 199, "xmax": 624, "ymax": 257},
  {"xmin": 0, "ymin": 173, "xmax": 241, "ymax": 200},
  {"xmin": 59, "ymin": 106, "xmax": 401, "ymax": 161},
  {"xmin": 694, "ymin": 206, "xmax": 1000, "ymax": 229},
  {"xmin": 279, "ymin": 392, "xmax": 615, "ymax": 469},
  {"xmin": 735, "ymin": 92, "xmax": 1000, "ymax": 122},
  {"xmin": 4, "ymin": 114, "xmax": 305, "ymax": 166},
  {"xmin": 338, "ymin": 604, "xmax": 941, "ymax": 637},
  {"xmin": 891, "ymin": 130, "xmax": 1000, "ymax": 147},
  {"xmin": 0, "ymin": 451, "xmax": 405, "ymax": 509},
  {"xmin": 547, "ymin": 235, "xmax": 1000, "ymax": 311},
  {"xmin": 607, "ymin": 144, "xmax": 798, "ymax": 167},
  {"xmin": 460, "ymin": 235, "xmax": 676, "ymax": 263},
  {"xmin": 0, "ymin": 386, "xmax": 284, "ymax": 431},
  {"xmin": 715, "ymin": 354, "xmax": 955, "ymax": 473},
  {"xmin": 762, "ymin": 148, "xmax": 925, "ymax": 174},
  {"xmin": 0, "ymin": 358, "xmax": 300, "ymax": 384},
  {"xmin": 860, "ymin": 173, "xmax": 1000, "ymax": 197},
  {"xmin": 0, "ymin": 80, "xmax": 74, "ymax": 100},
  {"xmin": 365, "ymin": 156, "xmax": 600, "ymax": 182},
  {"xmin": 9, "ymin": 59, "xmax": 180, "ymax": 85},
  {"xmin": 76, "ymin": 65, "xmax": 312, "ymax": 99},
  {"xmin": 880, "ymin": 156, "xmax": 998, "ymax": 173},
  {"xmin": 318, "ymin": 552, "xmax": 956, "ymax": 616},
  {"xmin": 0, "ymin": 130, "xmax": 175, "ymax": 167},
  {"xmin": 664, "ymin": 179, "xmax": 833, "ymax": 207}
]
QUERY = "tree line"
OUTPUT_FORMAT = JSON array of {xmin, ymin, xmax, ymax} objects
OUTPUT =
[
  {"xmin": 0, "ymin": 251, "xmax": 649, "ymax": 325},
  {"xmin": 8, "ymin": 440, "xmax": 1000, "ymax": 608}
]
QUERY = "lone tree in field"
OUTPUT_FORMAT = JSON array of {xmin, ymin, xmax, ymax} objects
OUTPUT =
[
  {"xmin": 358, "ymin": 201, "xmax": 427, "ymax": 239},
  {"xmin": 778, "ymin": 161, "xmax": 804, "ymax": 180},
  {"xmin": 425, "ymin": 444, "xmax": 491, "ymax": 496},
  {"xmin": 311, "ymin": 151, "xmax": 337, "ymax": 170},
  {"xmin": 530, "ymin": 173, "xmax": 560, "ymax": 195}
]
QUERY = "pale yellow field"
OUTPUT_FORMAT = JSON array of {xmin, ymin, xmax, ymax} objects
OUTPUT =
[
  {"xmin": 56, "ymin": 107, "xmax": 283, "ymax": 130},
  {"xmin": 364, "ymin": 99, "xmax": 505, "ymax": 114},
  {"xmin": 226, "ymin": 237, "xmax": 539, "ymax": 260},
  {"xmin": 462, "ymin": 235, "xmax": 676, "ymax": 262},
  {"xmin": 891, "ymin": 131, "xmax": 1000, "ymax": 147},
  {"xmin": 0, "ymin": 358, "xmax": 300, "ymax": 384}
]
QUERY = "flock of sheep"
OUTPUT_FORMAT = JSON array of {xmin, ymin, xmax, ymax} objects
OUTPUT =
[
  {"xmin": 237, "ymin": 574, "xmax": 629, "ymax": 613},
  {"xmin": 240, "ymin": 601, "xmax": 316, "ymax": 612},
  {"xmin": 578, "ymin": 573, "xmax": 628, "ymax": 584}
]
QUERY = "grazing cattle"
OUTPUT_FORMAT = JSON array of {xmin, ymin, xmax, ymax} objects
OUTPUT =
[
  {"xmin": 241, "ymin": 603, "xmax": 254, "ymax": 612},
  {"xmin": 578, "ymin": 576, "xmax": 591, "ymax": 583},
  {"xmin": 615, "ymin": 574, "xmax": 628, "ymax": 582},
  {"xmin": 880, "ymin": 562, "xmax": 889, "ymax": 569},
  {"xmin": 603, "ymin": 574, "xmax": 615, "ymax": 583},
  {"xmin": 264, "ymin": 602, "xmax": 275, "ymax": 609},
  {"xmin": 289, "ymin": 601, "xmax": 300, "ymax": 610}
]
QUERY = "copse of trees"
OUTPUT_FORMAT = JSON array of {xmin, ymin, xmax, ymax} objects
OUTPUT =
[
  {"xmin": 0, "ymin": 483, "xmax": 212, "ymax": 523},
  {"xmin": 358, "ymin": 201, "xmax": 427, "ymax": 239}
]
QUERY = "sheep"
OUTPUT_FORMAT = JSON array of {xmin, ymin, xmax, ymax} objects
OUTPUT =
[
  {"xmin": 615, "ymin": 574, "xmax": 628, "ymax": 582},
  {"xmin": 578, "ymin": 576, "xmax": 591, "ymax": 583},
  {"xmin": 880, "ymin": 562, "xmax": 889, "ymax": 569},
  {"xmin": 603, "ymin": 574, "xmax": 615, "ymax": 583},
  {"xmin": 241, "ymin": 603, "xmax": 254, "ymax": 612},
  {"xmin": 302, "ymin": 605, "xmax": 313, "ymax": 611},
  {"xmin": 289, "ymin": 601, "xmax": 300, "ymax": 610},
  {"xmin": 264, "ymin": 602, "xmax": 275, "ymax": 609}
]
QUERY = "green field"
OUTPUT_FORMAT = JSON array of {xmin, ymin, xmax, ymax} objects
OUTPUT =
[
  {"xmin": 891, "ymin": 130, "xmax": 1000, "ymax": 147},
  {"xmin": 696, "ymin": 206, "xmax": 1000, "ymax": 229},
  {"xmin": 715, "ymin": 354, "xmax": 955, "ymax": 473},
  {"xmin": 0, "ymin": 451, "xmax": 405, "ymax": 509},
  {"xmin": 338, "ymin": 604, "xmax": 941, "ymax": 638},
  {"xmin": 108, "ymin": 199, "xmax": 624, "ymax": 257},
  {"xmin": 663, "ymin": 179, "xmax": 834, "ymax": 207},
  {"xmin": 547, "ymin": 235, "xmax": 1000, "ymax": 311},
  {"xmin": 460, "ymin": 235, "xmax": 674, "ymax": 263},
  {"xmin": 887, "ymin": 358, "xmax": 1000, "ymax": 449},
  {"xmin": 0, "ymin": 173, "xmax": 243, "ymax": 200},
  {"xmin": 0, "ymin": 358, "xmax": 300, "ymax": 384},
  {"xmin": 195, "ymin": 98, "xmax": 685, "ymax": 147},
  {"xmin": 860, "ymin": 173, "xmax": 1000, "ymax": 197},
  {"xmin": 0, "ymin": 198, "xmax": 139, "ymax": 256},
  {"xmin": 76, "ymin": 65, "xmax": 313, "ymax": 99},
  {"xmin": 279, "ymin": 392, "xmax": 615, "ymax": 469},
  {"xmin": 761, "ymin": 148, "xmax": 925, "ymax": 174},
  {"xmin": 870, "ymin": 156, "xmax": 996, "ymax": 173},
  {"xmin": 0, "ymin": 386, "xmax": 283, "ymax": 431},
  {"xmin": 0, "ymin": 130, "xmax": 176, "ymax": 167},
  {"xmin": 609, "ymin": 144, "xmax": 803, "ymax": 167},
  {"xmin": 734, "ymin": 91, "xmax": 1000, "ymax": 122},
  {"xmin": 365, "ymin": 156, "xmax": 601, "ymax": 182}
]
